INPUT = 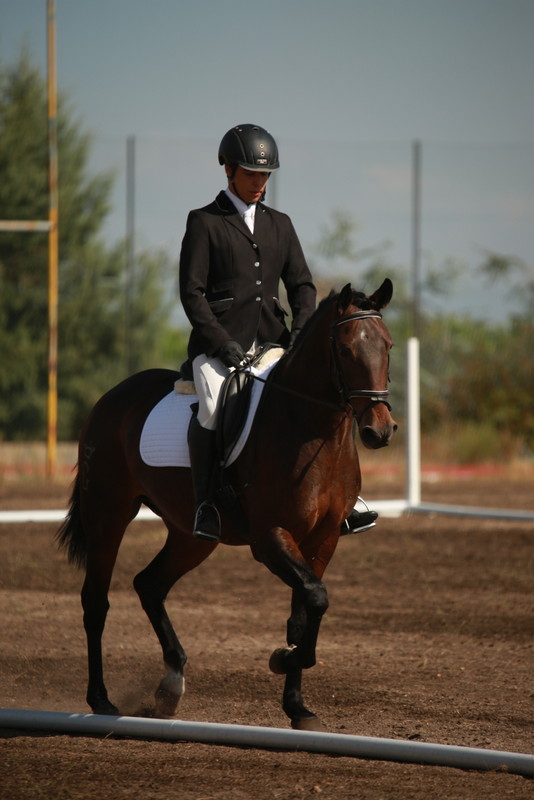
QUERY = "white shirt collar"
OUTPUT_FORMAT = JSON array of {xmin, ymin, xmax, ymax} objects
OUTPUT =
[{"xmin": 224, "ymin": 187, "xmax": 256, "ymax": 220}]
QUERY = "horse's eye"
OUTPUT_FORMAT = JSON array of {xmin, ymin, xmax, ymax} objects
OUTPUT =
[{"xmin": 338, "ymin": 344, "xmax": 351, "ymax": 358}]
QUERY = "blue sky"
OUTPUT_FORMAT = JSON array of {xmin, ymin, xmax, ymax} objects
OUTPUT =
[{"xmin": 2, "ymin": 0, "xmax": 534, "ymax": 319}]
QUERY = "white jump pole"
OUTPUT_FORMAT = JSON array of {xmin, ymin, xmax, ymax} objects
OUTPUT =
[
  {"xmin": 406, "ymin": 337, "xmax": 421, "ymax": 508},
  {"xmin": 1, "ymin": 709, "xmax": 533, "ymax": 777}
]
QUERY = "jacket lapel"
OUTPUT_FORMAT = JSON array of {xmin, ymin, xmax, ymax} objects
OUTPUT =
[
  {"xmin": 215, "ymin": 191, "xmax": 271, "ymax": 244},
  {"xmin": 252, "ymin": 203, "xmax": 269, "ymax": 242},
  {"xmin": 214, "ymin": 190, "xmax": 237, "ymax": 216},
  {"xmin": 215, "ymin": 191, "xmax": 251, "ymax": 237}
]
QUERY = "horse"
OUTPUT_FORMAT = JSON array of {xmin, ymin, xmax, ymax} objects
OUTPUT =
[{"xmin": 57, "ymin": 279, "xmax": 397, "ymax": 731}]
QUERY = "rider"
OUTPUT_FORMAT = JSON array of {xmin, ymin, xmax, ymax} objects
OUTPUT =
[{"xmin": 179, "ymin": 123, "xmax": 377, "ymax": 542}]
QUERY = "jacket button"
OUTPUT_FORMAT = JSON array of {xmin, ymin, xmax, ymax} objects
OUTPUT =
[
  {"xmin": 254, "ymin": 261, "xmax": 260, "ymax": 267},
  {"xmin": 255, "ymin": 296, "xmax": 261, "ymax": 302},
  {"xmin": 256, "ymin": 280, "xmax": 261, "ymax": 285}
]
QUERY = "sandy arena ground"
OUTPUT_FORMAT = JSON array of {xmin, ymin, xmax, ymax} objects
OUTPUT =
[{"xmin": 0, "ymin": 472, "xmax": 533, "ymax": 799}]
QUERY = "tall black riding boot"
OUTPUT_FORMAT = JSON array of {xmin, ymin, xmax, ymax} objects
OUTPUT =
[{"xmin": 188, "ymin": 416, "xmax": 221, "ymax": 542}]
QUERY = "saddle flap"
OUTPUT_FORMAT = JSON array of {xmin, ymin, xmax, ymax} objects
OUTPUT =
[{"xmin": 216, "ymin": 368, "xmax": 254, "ymax": 464}]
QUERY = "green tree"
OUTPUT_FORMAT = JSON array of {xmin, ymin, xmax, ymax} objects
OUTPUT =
[
  {"xmin": 310, "ymin": 211, "xmax": 534, "ymax": 460},
  {"xmin": 479, "ymin": 249, "xmax": 534, "ymax": 318},
  {"xmin": 309, "ymin": 209, "xmax": 461, "ymax": 319},
  {"xmin": 309, "ymin": 210, "xmax": 463, "ymax": 416},
  {"xmin": 0, "ymin": 53, "xmax": 175, "ymax": 440},
  {"xmin": 57, "ymin": 242, "xmax": 177, "ymax": 438}
]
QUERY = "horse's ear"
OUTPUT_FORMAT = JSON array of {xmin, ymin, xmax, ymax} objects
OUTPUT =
[
  {"xmin": 337, "ymin": 283, "xmax": 354, "ymax": 313},
  {"xmin": 369, "ymin": 278, "xmax": 393, "ymax": 310}
]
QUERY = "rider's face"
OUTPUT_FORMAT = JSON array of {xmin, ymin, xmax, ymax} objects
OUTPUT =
[{"xmin": 226, "ymin": 165, "xmax": 270, "ymax": 205}]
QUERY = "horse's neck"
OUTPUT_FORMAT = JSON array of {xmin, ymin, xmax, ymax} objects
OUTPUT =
[
  {"xmin": 256, "ymin": 376, "xmax": 356, "ymax": 468},
  {"xmin": 265, "ymin": 344, "xmax": 348, "ymax": 437},
  {"xmin": 279, "ymin": 333, "xmax": 333, "ymax": 401}
]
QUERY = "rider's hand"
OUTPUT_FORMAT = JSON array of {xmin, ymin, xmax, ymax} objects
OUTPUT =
[
  {"xmin": 289, "ymin": 328, "xmax": 301, "ymax": 348},
  {"xmin": 217, "ymin": 340, "xmax": 246, "ymax": 368}
]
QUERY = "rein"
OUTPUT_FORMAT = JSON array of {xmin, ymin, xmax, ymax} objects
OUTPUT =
[
  {"xmin": 243, "ymin": 310, "xmax": 391, "ymax": 420},
  {"xmin": 246, "ymin": 368, "xmax": 346, "ymax": 413}
]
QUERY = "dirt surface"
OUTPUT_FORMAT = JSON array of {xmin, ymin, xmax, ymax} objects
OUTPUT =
[{"xmin": 0, "ymin": 475, "xmax": 533, "ymax": 799}]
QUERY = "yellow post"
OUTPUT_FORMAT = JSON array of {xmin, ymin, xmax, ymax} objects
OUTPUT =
[{"xmin": 46, "ymin": 0, "xmax": 59, "ymax": 478}]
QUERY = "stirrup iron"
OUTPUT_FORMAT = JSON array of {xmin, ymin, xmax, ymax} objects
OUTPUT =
[
  {"xmin": 341, "ymin": 497, "xmax": 378, "ymax": 536},
  {"xmin": 192, "ymin": 501, "xmax": 221, "ymax": 542}
]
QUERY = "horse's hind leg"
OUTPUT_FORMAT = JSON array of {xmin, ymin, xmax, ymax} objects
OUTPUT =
[
  {"xmin": 133, "ymin": 524, "xmax": 217, "ymax": 717},
  {"xmin": 82, "ymin": 505, "xmax": 134, "ymax": 715}
]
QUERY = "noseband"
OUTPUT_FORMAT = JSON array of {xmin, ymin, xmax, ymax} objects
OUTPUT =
[{"xmin": 330, "ymin": 310, "xmax": 391, "ymax": 419}]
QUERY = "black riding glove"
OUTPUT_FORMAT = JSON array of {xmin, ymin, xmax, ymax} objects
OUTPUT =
[
  {"xmin": 217, "ymin": 340, "xmax": 246, "ymax": 368},
  {"xmin": 289, "ymin": 328, "xmax": 301, "ymax": 348}
]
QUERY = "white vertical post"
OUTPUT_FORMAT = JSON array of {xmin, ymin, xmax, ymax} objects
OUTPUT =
[
  {"xmin": 411, "ymin": 140, "xmax": 422, "ymax": 339},
  {"xmin": 406, "ymin": 337, "xmax": 421, "ymax": 508}
]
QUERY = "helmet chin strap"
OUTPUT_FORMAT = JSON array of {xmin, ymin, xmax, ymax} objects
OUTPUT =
[{"xmin": 229, "ymin": 181, "xmax": 249, "ymax": 205}]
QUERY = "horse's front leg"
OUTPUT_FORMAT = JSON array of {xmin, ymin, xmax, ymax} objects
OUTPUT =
[
  {"xmin": 270, "ymin": 594, "xmax": 325, "ymax": 731},
  {"xmin": 255, "ymin": 529, "xmax": 330, "ymax": 729}
]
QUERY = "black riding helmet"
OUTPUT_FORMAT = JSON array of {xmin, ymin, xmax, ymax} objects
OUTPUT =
[{"xmin": 218, "ymin": 124, "xmax": 280, "ymax": 172}]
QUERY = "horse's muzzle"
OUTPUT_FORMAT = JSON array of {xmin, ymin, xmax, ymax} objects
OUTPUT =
[{"xmin": 359, "ymin": 414, "xmax": 398, "ymax": 450}]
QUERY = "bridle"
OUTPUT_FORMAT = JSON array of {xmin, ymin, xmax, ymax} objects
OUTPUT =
[
  {"xmin": 241, "ymin": 309, "xmax": 391, "ymax": 419},
  {"xmin": 330, "ymin": 310, "xmax": 391, "ymax": 420}
]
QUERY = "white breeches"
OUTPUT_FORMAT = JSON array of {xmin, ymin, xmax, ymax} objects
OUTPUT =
[
  {"xmin": 192, "ymin": 354, "xmax": 229, "ymax": 430},
  {"xmin": 192, "ymin": 342, "xmax": 261, "ymax": 430}
]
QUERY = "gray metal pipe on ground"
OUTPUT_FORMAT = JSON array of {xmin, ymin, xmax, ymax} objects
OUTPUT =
[{"xmin": 1, "ymin": 709, "xmax": 533, "ymax": 778}]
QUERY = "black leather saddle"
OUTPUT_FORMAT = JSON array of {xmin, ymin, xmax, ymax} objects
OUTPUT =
[
  {"xmin": 180, "ymin": 343, "xmax": 282, "ymax": 467},
  {"xmin": 217, "ymin": 343, "xmax": 283, "ymax": 465}
]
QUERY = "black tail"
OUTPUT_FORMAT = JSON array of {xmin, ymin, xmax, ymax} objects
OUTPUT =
[{"xmin": 56, "ymin": 471, "xmax": 88, "ymax": 569}]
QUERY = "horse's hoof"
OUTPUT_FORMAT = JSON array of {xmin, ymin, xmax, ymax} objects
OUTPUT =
[
  {"xmin": 153, "ymin": 671, "xmax": 184, "ymax": 717},
  {"xmin": 92, "ymin": 700, "xmax": 120, "ymax": 716},
  {"xmin": 269, "ymin": 645, "xmax": 297, "ymax": 675},
  {"xmin": 132, "ymin": 705, "xmax": 157, "ymax": 718},
  {"xmin": 154, "ymin": 687, "xmax": 180, "ymax": 718},
  {"xmin": 291, "ymin": 715, "xmax": 325, "ymax": 732}
]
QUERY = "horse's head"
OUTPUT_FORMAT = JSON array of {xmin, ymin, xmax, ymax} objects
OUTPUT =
[{"xmin": 332, "ymin": 279, "xmax": 398, "ymax": 449}]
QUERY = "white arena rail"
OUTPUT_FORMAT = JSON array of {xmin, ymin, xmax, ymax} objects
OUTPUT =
[{"xmin": 1, "ymin": 340, "xmax": 533, "ymax": 525}]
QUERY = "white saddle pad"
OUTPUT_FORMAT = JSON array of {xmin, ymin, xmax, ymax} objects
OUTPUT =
[{"xmin": 139, "ymin": 358, "xmax": 280, "ymax": 468}]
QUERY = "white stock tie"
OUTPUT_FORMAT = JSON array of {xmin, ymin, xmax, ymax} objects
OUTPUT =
[{"xmin": 243, "ymin": 207, "xmax": 254, "ymax": 233}]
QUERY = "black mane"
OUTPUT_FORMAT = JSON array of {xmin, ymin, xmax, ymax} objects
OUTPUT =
[{"xmin": 289, "ymin": 286, "xmax": 377, "ymax": 350}]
